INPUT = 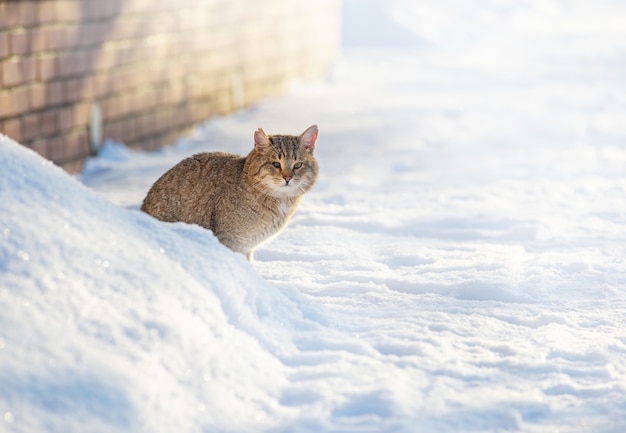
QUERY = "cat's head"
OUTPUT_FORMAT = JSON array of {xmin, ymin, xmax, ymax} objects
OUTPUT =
[{"xmin": 248, "ymin": 125, "xmax": 319, "ymax": 198}]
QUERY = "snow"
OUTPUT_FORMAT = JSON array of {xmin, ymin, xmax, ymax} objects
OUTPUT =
[{"xmin": 2, "ymin": 0, "xmax": 626, "ymax": 432}]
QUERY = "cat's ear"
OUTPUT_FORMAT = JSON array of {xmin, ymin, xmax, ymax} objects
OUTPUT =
[
  {"xmin": 254, "ymin": 128, "xmax": 271, "ymax": 151},
  {"xmin": 299, "ymin": 125, "xmax": 318, "ymax": 153}
]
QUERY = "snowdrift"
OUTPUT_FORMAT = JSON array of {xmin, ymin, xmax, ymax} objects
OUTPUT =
[{"xmin": 0, "ymin": 136, "xmax": 315, "ymax": 432}]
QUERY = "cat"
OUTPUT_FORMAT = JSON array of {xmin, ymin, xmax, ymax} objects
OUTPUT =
[{"xmin": 141, "ymin": 125, "xmax": 319, "ymax": 261}]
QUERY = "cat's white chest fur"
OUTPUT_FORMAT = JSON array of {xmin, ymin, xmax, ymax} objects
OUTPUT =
[{"xmin": 278, "ymin": 201, "xmax": 291, "ymax": 217}]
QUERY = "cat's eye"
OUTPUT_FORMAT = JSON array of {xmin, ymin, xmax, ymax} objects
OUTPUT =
[
  {"xmin": 293, "ymin": 162, "xmax": 303, "ymax": 169},
  {"xmin": 272, "ymin": 162, "xmax": 281, "ymax": 168}
]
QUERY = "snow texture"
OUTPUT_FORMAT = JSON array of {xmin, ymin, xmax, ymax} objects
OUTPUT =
[{"xmin": 2, "ymin": 0, "xmax": 626, "ymax": 432}]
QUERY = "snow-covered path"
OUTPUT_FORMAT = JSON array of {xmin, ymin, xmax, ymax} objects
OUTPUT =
[{"xmin": 3, "ymin": 1, "xmax": 626, "ymax": 432}]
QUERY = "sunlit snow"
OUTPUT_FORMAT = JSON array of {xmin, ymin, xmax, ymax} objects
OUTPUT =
[{"xmin": 2, "ymin": 1, "xmax": 626, "ymax": 432}]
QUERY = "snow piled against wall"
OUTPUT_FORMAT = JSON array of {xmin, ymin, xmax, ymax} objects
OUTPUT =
[{"xmin": 0, "ymin": 137, "xmax": 322, "ymax": 432}]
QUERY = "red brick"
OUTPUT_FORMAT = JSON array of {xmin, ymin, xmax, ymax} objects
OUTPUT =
[
  {"xmin": 40, "ymin": 110, "xmax": 58, "ymax": 136},
  {"xmin": 119, "ymin": 45, "xmax": 139, "ymax": 65},
  {"xmin": 63, "ymin": 76, "xmax": 94, "ymax": 100},
  {"xmin": 101, "ymin": 96, "xmax": 119, "ymax": 118},
  {"xmin": 18, "ymin": 2, "xmax": 37, "ymax": 26},
  {"xmin": 103, "ymin": 121, "xmax": 122, "ymax": 141},
  {"xmin": 95, "ymin": 47, "xmax": 121, "ymax": 71},
  {"xmin": 65, "ymin": 131, "xmax": 89, "ymax": 161},
  {"xmin": 0, "ymin": 3, "xmax": 20, "ymax": 29},
  {"xmin": 116, "ymin": 93, "xmax": 130, "ymax": 116},
  {"xmin": 46, "ymin": 81, "xmax": 64, "ymax": 105},
  {"xmin": 85, "ymin": 0, "xmax": 119, "ymax": 20},
  {"xmin": 57, "ymin": 51, "xmax": 89, "ymax": 78},
  {"xmin": 132, "ymin": 91, "xmax": 150, "ymax": 114},
  {"xmin": 0, "ymin": 91, "xmax": 10, "ymax": 118},
  {"xmin": 133, "ymin": 113, "xmax": 146, "ymax": 138},
  {"xmin": 84, "ymin": 1, "xmax": 102, "ymax": 20},
  {"xmin": 2, "ymin": 58, "xmax": 24, "ymax": 87},
  {"xmin": 46, "ymin": 136, "xmax": 65, "ymax": 162},
  {"xmin": 3, "ymin": 117, "xmax": 22, "ymax": 142},
  {"xmin": 29, "ymin": 28, "xmax": 47, "ymax": 53},
  {"xmin": 29, "ymin": 83, "xmax": 46, "ymax": 110},
  {"xmin": 62, "ymin": 159, "xmax": 84, "ymax": 173},
  {"xmin": 79, "ymin": 22, "xmax": 108, "ymax": 47},
  {"xmin": 93, "ymin": 74, "xmax": 113, "ymax": 98},
  {"xmin": 136, "ymin": 89, "xmax": 156, "ymax": 112},
  {"xmin": 45, "ymin": 27, "xmax": 71, "ymax": 51},
  {"xmin": 155, "ymin": 110, "xmax": 171, "ymax": 133},
  {"xmin": 26, "ymin": 57, "xmax": 38, "ymax": 81},
  {"xmin": 119, "ymin": 117, "xmax": 136, "ymax": 141},
  {"xmin": 57, "ymin": 107, "xmax": 73, "ymax": 132},
  {"xmin": 0, "ymin": 32, "xmax": 9, "ymax": 59},
  {"xmin": 10, "ymin": 29, "xmax": 29, "ymax": 55},
  {"xmin": 64, "ymin": 78, "xmax": 82, "ymax": 103},
  {"xmin": 118, "ymin": 93, "xmax": 132, "ymax": 116},
  {"xmin": 38, "ymin": 55, "xmax": 57, "ymax": 80},
  {"xmin": 109, "ymin": 69, "xmax": 130, "ymax": 92},
  {"xmin": 106, "ymin": 0, "xmax": 123, "ymax": 15},
  {"xmin": 0, "ymin": 87, "xmax": 29, "ymax": 118},
  {"xmin": 22, "ymin": 113, "xmax": 40, "ymax": 141},
  {"xmin": 55, "ymin": 1, "xmax": 82, "ymax": 22},
  {"xmin": 130, "ymin": 117, "xmax": 144, "ymax": 141},
  {"xmin": 109, "ymin": 19, "xmax": 134, "ymax": 42},
  {"xmin": 51, "ymin": 136, "xmax": 68, "ymax": 162},
  {"xmin": 37, "ymin": 1, "xmax": 58, "ymax": 24},
  {"xmin": 81, "ymin": 51, "xmax": 96, "ymax": 74},
  {"xmin": 128, "ymin": 0, "xmax": 154, "ymax": 14},
  {"xmin": 72, "ymin": 102, "xmax": 90, "ymax": 127},
  {"xmin": 136, "ymin": 112, "xmax": 150, "ymax": 137},
  {"xmin": 80, "ymin": 76, "xmax": 96, "ymax": 99}
]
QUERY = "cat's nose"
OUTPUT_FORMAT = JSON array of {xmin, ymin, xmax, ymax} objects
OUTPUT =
[{"xmin": 283, "ymin": 176, "xmax": 292, "ymax": 184}]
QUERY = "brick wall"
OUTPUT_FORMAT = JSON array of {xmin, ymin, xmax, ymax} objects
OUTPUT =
[{"xmin": 0, "ymin": 0, "xmax": 341, "ymax": 171}]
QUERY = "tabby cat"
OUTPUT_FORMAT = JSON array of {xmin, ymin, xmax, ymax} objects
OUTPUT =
[{"xmin": 141, "ymin": 125, "xmax": 319, "ymax": 260}]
